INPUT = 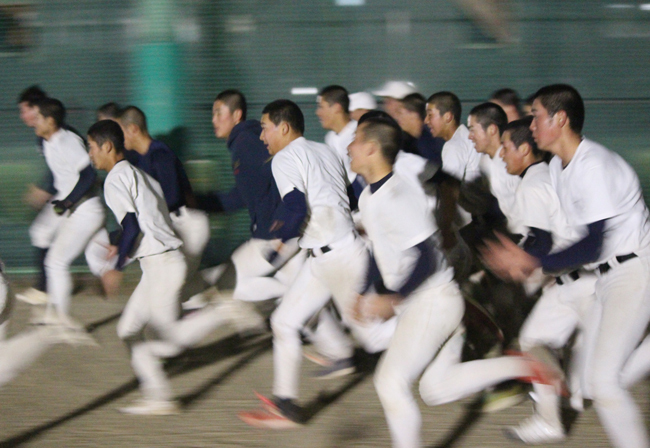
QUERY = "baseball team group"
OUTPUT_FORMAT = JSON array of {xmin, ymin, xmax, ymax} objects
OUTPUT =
[{"xmin": 1, "ymin": 81, "xmax": 650, "ymax": 448}]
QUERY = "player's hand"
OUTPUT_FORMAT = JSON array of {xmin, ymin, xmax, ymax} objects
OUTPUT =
[
  {"xmin": 51, "ymin": 199, "xmax": 72, "ymax": 215},
  {"xmin": 101, "ymin": 269, "xmax": 122, "ymax": 299},
  {"xmin": 480, "ymin": 232, "xmax": 540, "ymax": 282},
  {"xmin": 24, "ymin": 184, "xmax": 52, "ymax": 210},
  {"xmin": 106, "ymin": 244, "xmax": 118, "ymax": 260},
  {"xmin": 355, "ymin": 293, "xmax": 399, "ymax": 321}
]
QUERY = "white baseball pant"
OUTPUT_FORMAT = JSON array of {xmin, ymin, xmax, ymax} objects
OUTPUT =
[
  {"xmin": 271, "ymin": 235, "xmax": 396, "ymax": 400},
  {"xmin": 0, "ymin": 272, "xmax": 56, "ymax": 387},
  {"xmin": 373, "ymin": 279, "xmax": 464, "ymax": 448},
  {"xmin": 117, "ymin": 250, "xmax": 243, "ymax": 401},
  {"xmin": 588, "ymin": 256, "xmax": 650, "ymax": 448},
  {"xmin": 41, "ymin": 198, "xmax": 105, "ymax": 316},
  {"xmin": 170, "ymin": 207, "xmax": 211, "ymax": 301}
]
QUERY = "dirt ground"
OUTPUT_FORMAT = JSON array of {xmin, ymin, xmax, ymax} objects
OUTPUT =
[{"xmin": 0, "ymin": 273, "xmax": 648, "ymax": 448}]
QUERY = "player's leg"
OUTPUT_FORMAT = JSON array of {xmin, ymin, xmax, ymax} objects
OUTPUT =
[
  {"xmin": 231, "ymin": 238, "xmax": 302, "ymax": 302},
  {"xmin": 84, "ymin": 228, "xmax": 119, "ymax": 297},
  {"xmin": 374, "ymin": 280, "xmax": 465, "ymax": 448},
  {"xmin": 588, "ymin": 257, "xmax": 650, "ymax": 448},
  {"xmin": 270, "ymin": 259, "xmax": 334, "ymax": 401},
  {"xmin": 621, "ymin": 333, "xmax": 650, "ymax": 388},
  {"xmin": 170, "ymin": 208, "xmax": 211, "ymax": 301},
  {"xmin": 18, "ymin": 206, "xmax": 62, "ymax": 304},
  {"xmin": 44, "ymin": 199, "xmax": 105, "ymax": 317}
]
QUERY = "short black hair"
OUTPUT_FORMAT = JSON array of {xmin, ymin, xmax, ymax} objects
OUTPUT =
[
  {"xmin": 503, "ymin": 116, "xmax": 543, "ymax": 159},
  {"xmin": 215, "ymin": 89, "xmax": 247, "ymax": 121},
  {"xmin": 18, "ymin": 85, "xmax": 47, "ymax": 105},
  {"xmin": 119, "ymin": 106, "xmax": 148, "ymax": 133},
  {"xmin": 358, "ymin": 116, "xmax": 402, "ymax": 165},
  {"xmin": 35, "ymin": 97, "xmax": 65, "ymax": 128},
  {"xmin": 400, "ymin": 93, "xmax": 426, "ymax": 120},
  {"xmin": 357, "ymin": 109, "xmax": 393, "ymax": 126},
  {"xmin": 490, "ymin": 88, "xmax": 522, "ymax": 116},
  {"xmin": 88, "ymin": 120, "xmax": 125, "ymax": 154},
  {"xmin": 469, "ymin": 102, "xmax": 508, "ymax": 135},
  {"xmin": 97, "ymin": 102, "xmax": 121, "ymax": 119},
  {"xmin": 532, "ymin": 84, "xmax": 585, "ymax": 134},
  {"xmin": 427, "ymin": 91, "xmax": 461, "ymax": 125},
  {"xmin": 262, "ymin": 99, "xmax": 305, "ymax": 135},
  {"xmin": 319, "ymin": 85, "xmax": 349, "ymax": 114}
]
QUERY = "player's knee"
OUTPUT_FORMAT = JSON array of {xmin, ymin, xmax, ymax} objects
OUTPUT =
[
  {"xmin": 588, "ymin": 368, "xmax": 623, "ymax": 404},
  {"xmin": 374, "ymin": 365, "xmax": 407, "ymax": 405},
  {"xmin": 418, "ymin": 378, "xmax": 449, "ymax": 406},
  {"xmin": 270, "ymin": 310, "xmax": 300, "ymax": 339}
]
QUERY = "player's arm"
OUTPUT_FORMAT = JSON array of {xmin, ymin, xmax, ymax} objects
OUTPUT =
[
  {"xmin": 51, "ymin": 164, "xmax": 97, "ymax": 215},
  {"xmin": 114, "ymin": 213, "xmax": 141, "ymax": 271},
  {"xmin": 521, "ymin": 227, "xmax": 553, "ymax": 259},
  {"xmin": 539, "ymin": 220, "xmax": 605, "ymax": 272},
  {"xmin": 271, "ymin": 188, "xmax": 307, "ymax": 242}
]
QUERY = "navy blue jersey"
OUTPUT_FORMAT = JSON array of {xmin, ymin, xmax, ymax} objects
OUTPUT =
[
  {"xmin": 220, "ymin": 120, "xmax": 282, "ymax": 240},
  {"xmin": 128, "ymin": 140, "xmax": 193, "ymax": 213}
]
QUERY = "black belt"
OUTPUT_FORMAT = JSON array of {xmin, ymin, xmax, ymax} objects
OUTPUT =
[
  {"xmin": 598, "ymin": 253, "xmax": 638, "ymax": 275},
  {"xmin": 308, "ymin": 245, "xmax": 331, "ymax": 257},
  {"xmin": 556, "ymin": 270, "xmax": 581, "ymax": 285}
]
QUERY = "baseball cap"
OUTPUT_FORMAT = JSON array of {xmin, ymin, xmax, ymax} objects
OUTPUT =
[
  {"xmin": 349, "ymin": 92, "xmax": 377, "ymax": 112},
  {"xmin": 372, "ymin": 81, "xmax": 417, "ymax": 100}
]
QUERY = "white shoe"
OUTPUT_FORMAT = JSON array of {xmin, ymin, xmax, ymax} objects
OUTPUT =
[
  {"xmin": 182, "ymin": 288, "xmax": 215, "ymax": 311},
  {"xmin": 44, "ymin": 324, "xmax": 99, "ymax": 347},
  {"xmin": 16, "ymin": 288, "xmax": 48, "ymax": 305},
  {"xmin": 118, "ymin": 399, "xmax": 180, "ymax": 416},
  {"xmin": 217, "ymin": 297, "xmax": 267, "ymax": 336},
  {"xmin": 505, "ymin": 415, "xmax": 565, "ymax": 444}
]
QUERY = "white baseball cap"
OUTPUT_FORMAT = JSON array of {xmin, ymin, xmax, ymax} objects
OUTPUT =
[
  {"xmin": 372, "ymin": 81, "xmax": 417, "ymax": 100},
  {"xmin": 349, "ymin": 92, "xmax": 377, "ymax": 112}
]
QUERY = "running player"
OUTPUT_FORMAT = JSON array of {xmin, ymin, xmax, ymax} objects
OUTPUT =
[
  {"xmin": 117, "ymin": 106, "xmax": 210, "ymax": 301},
  {"xmin": 239, "ymin": 100, "xmax": 395, "ymax": 428},
  {"xmin": 26, "ymin": 98, "xmax": 106, "ymax": 329},
  {"xmin": 87, "ymin": 119, "xmax": 261, "ymax": 415},
  {"xmin": 349, "ymin": 114, "xmax": 464, "ymax": 448},
  {"xmin": 483, "ymin": 84, "xmax": 650, "ymax": 448}
]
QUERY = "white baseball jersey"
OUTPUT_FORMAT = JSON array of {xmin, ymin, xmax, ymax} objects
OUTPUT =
[
  {"xmin": 549, "ymin": 138, "xmax": 650, "ymax": 266},
  {"xmin": 478, "ymin": 150, "xmax": 522, "ymax": 233},
  {"xmin": 516, "ymin": 162, "xmax": 579, "ymax": 251},
  {"xmin": 359, "ymin": 173, "xmax": 451, "ymax": 292},
  {"xmin": 104, "ymin": 160, "xmax": 182, "ymax": 259},
  {"xmin": 393, "ymin": 150, "xmax": 438, "ymax": 212},
  {"xmin": 441, "ymin": 124, "xmax": 481, "ymax": 182},
  {"xmin": 42, "ymin": 128, "xmax": 91, "ymax": 200},
  {"xmin": 271, "ymin": 136, "xmax": 354, "ymax": 249},
  {"xmin": 325, "ymin": 120, "xmax": 358, "ymax": 184}
]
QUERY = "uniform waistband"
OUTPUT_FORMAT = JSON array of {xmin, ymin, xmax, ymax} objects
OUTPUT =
[
  {"xmin": 597, "ymin": 253, "xmax": 637, "ymax": 275},
  {"xmin": 307, "ymin": 233, "xmax": 356, "ymax": 257}
]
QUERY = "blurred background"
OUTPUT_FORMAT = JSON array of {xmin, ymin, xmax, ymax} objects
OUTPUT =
[{"xmin": 0, "ymin": 0, "xmax": 648, "ymax": 271}]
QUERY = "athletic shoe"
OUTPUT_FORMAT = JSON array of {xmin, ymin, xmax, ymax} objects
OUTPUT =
[
  {"xmin": 481, "ymin": 383, "xmax": 527, "ymax": 413},
  {"xmin": 507, "ymin": 350, "xmax": 567, "ymax": 396},
  {"xmin": 238, "ymin": 393, "xmax": 302, "ymax": 429},
  {"xmin": 44, "ymin": 324, "xmax": 99, "ymax": 347},
  {"xmin": 504, "ymin": 414, "xmax": 566, "ymax": 444},
  {"xmin": 312, "ymin": 357, "xmax": 355, "ymax": 380},
  {"xmin": 181, "ymin": 290, "xmax": 211, "ymax": 311},
  {"xmin": 16, "ymin": 288, "xmax": 48, "ymax": 305},
  {"xmin": 118, "ymin": 399, "xmax": 180, "ymax": 416}
]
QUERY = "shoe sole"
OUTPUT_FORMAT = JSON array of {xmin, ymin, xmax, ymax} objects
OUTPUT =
[
  {"xmin": 238, "ymin": 409, "xmax": 301, "ymax": 429},
  {"xmin": 482, "ymin": 393, "xmax": 527, "ymax": 413},
  {"xmin": 16, "ymin": 295, "xmax": 48, "ymax": 306},
  {"xmin": 303, "ymin": 351, "xmax": 332, "ymax": 367},
  {"xmin": 118, "ymin": 405, "xmax": 180, "ymax": 416}
]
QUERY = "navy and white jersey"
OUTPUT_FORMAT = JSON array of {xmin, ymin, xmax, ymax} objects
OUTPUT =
[
  {"xmin": 104, "ymin": 160, "xmax": 181, "ymax": 259},
  {"xmin": 549, "ymin": 138, "xmax": 650, "ymax": 266}
]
